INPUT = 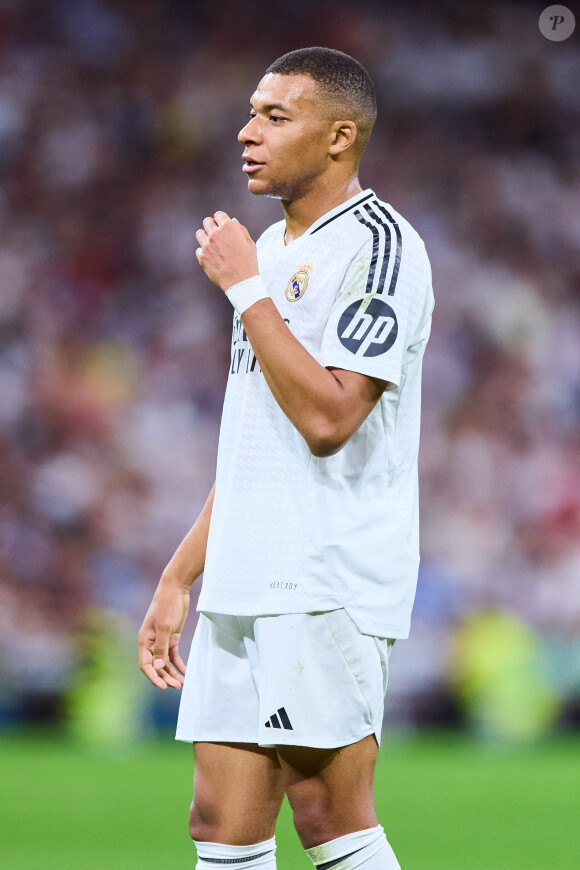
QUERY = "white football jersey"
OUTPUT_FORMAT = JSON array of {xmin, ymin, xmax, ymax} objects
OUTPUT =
[{"xmin": 197, "ymin": 189, "xmax": 434, "ymax": 638}]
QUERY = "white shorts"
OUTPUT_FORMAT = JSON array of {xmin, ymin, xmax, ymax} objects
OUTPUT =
[{"xmin": 176, "ymin": 609, "xmax": 394, "ymax": 749}]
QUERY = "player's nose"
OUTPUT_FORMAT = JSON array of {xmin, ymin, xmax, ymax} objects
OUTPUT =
[{"xmin": 238, "ymin": 116, "xmax": 262, "ymax": 145}]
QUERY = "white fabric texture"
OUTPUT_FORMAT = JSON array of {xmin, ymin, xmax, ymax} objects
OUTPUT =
[
  {"xmin": 176, "ymin": 610, "xmax": 393, "ymax": 748},
  {"xmin": 195, "ymin": 836, "xmax": 276, "ymax": 868},
  {"xmin": 306, "ymin": 825, "xmax": 400, "ymax": 870},
  {"xmin": 198, "ymin": 188, "xmax": 434, "ymax": 639}
]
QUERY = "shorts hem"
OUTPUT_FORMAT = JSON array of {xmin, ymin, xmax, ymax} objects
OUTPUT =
[
  {"xmin": 176, "ymin": 727, "xmax": 380, "ymax": 749},
  {"xmin": 175, "ymin": 733, "xmax": 258, "ymax": 744},
  {"xmin": 257, "ymin": 726, "xmax": 381, "ymax": 750}
]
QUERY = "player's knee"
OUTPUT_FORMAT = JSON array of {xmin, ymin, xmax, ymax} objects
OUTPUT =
[
  {"xmin": 188, "ymin": 800, "xmax": 214, "ymax": 842},
  {"xmin": 291, "ymin": 796, "xmax": 336, "ymax": 848},
  {"xmin": 289, "ymin": 778, "xmax": 377, "ymax": 849},
  {"xmin": 189, "ymin": 798, "xmax": 278, "ymax": 845}
]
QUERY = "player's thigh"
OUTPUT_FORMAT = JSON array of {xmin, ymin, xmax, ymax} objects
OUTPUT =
[
  {"xmin": 277, "ymin": 734, "xmax": 378, "ymax": 848},
  {"xmin": 190, "ymin": 741, "xmax": 285, "ymax": 844}
]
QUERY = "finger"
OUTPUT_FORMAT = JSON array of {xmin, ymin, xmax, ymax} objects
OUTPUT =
[
  {"xmin": 159, "ymin": 665, "xmax": 183, "ymax": 690},
  {"xmin": 233, "ymin": 219, "xmax": 253, "ymax": 242},
  {"xmin": 139, "ymin": 638, "xmax": 169, "ymax": 689},
  {"xmin": 138, "ymin": 635, "xmax": 155, "ymax": 669},
  {"xmin": 203, "ymin": 216, "xmax": 218, "ymax": 235},
  {"xmin": 195, "ymin": 247, "xmax": 202, "ymax": 262},
  {"xmin": 148, "ymin": 652, "xmax": 181, "ymax": 689},
  {"xmin": 169, "ymin": 647, "xmax": 187, "ymax": 675},
  {"xmin": 140, "ymin": 660, "xmax": 168, "ymax": 690},
  {"xmin": 152, "ymin": 628, "xmax": 171, "ymax": 672},
  {"xmin": 214, "ymin": 211, "xmax": 231, "ymax": 225},
  {"xmin": 195, "ymin": 228, "xmax": 207, "ymax": 245}
]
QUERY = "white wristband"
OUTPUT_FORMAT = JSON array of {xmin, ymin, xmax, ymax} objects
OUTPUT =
[{"xmin": 225, "ymin": 275, "xmax": 269, "ymax": 316}]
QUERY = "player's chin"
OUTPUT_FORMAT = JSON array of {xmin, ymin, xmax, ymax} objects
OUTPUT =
[
  {"xmin": 246, "ymin": 177, "xmax": 272, "ymax": 196},
  {"xmin": 246, "ymin": 178, "xmax": 288, "ymax": 202}
]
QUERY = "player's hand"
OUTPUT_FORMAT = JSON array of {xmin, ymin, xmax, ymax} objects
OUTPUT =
[
  {"xmin": 138, "ymin": 585, "xmax": 190, "ymax": 690},
  {"xmin": 195, "ymin": 211, "xmax": 259, "ymax": 291}
]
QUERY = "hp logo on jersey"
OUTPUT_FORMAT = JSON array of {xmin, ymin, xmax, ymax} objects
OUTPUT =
[{"xmin": 337, "ymin": 298, "xmax": 398, "ymax": 357}]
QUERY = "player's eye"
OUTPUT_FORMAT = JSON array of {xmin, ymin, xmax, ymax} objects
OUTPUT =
[
  {"xmin": 270, "ymin": 116, "xmax": 285, "ymax": 123},
  {"xmin": 248, "ymin": 112, "xmax": 256, "ymax": 120}
]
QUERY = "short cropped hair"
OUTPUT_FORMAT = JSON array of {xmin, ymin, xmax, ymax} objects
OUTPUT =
[{"xmin": 266, "ymin": 47, "xmax": 377, "ymax": 161}]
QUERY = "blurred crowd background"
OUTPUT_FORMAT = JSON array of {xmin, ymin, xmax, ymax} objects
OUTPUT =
[{"xmin": 1, "ymin": 0, "xmax": 579, "ymax": 745}]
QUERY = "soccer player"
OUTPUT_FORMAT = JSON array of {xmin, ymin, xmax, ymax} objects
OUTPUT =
[{"xmin": 139, "ymin": 47, "xmax": 433, "ymax": 870}]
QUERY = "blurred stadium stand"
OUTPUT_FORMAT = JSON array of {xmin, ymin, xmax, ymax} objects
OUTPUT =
[{"xmin": 0, "ymin": 0, "xmax": 579, "ymax": 740}]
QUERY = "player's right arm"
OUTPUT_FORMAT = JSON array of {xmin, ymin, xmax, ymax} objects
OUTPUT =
[{"xmin": 138, "ymin": 483, "xmax": 215, "ymax": 690}]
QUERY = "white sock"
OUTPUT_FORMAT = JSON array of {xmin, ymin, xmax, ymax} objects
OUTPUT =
[
  {"xmin": 194, "ymin": 836, "xmax": 277, "ymax": 868},
  {"xmin": 305, "ymin": 825, "xmax": 400, "ymax": 869}
]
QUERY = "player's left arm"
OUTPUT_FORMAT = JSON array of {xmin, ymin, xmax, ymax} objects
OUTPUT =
[{"xmin": 196, "ymin": 211, "xmax": 387, "ymax": 457}]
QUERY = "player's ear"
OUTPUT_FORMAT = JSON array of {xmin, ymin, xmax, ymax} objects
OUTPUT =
[{"xmin": 328, "ymin": 120, "xmax": 357, "ymax": 157}]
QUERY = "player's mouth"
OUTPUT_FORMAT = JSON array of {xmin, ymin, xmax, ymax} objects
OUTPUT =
[{"xmin": 242, "ymin": 157, "xmax": 265, "ymax": 173}]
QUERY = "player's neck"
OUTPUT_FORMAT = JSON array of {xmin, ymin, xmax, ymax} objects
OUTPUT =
[{"xmin": 282, "ymin": 177, "xmax": 363, "ymax": 244}]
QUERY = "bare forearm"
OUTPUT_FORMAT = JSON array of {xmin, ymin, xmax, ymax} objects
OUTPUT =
[
  {"xmin": 242, "ymin": 300, "xmax": 343, "ymax": 442},
  {"xmin": 194, "ymin": 212, "xmax": 384, "ymax": 456},
  {"xmin": 160, "ymin": 483, "xmax": 215, "ymax": 589},
  {"xmin": 242, "ymin": 299, "xmax": 383, "ymax": 456}
]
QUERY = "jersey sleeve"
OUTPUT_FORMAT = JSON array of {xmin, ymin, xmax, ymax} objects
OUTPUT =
[{"xmin": 321, "ymin": 224, "xmax": 432, "ymax": 389}]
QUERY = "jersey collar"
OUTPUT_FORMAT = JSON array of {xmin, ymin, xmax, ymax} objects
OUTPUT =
[{"xmin": 306, "ymin": 188, "xmax": 375, "ymax": 236}]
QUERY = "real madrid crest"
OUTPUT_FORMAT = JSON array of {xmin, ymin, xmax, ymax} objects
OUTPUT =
[{"xmin": 285, "ymin": 263, "xmax": 313, "ymax": 301}]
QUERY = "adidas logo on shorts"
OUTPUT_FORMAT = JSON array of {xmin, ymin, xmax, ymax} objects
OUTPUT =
[{"xmin": 264, "ymin": 707, "xmax": 293, "ymax": 730}]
